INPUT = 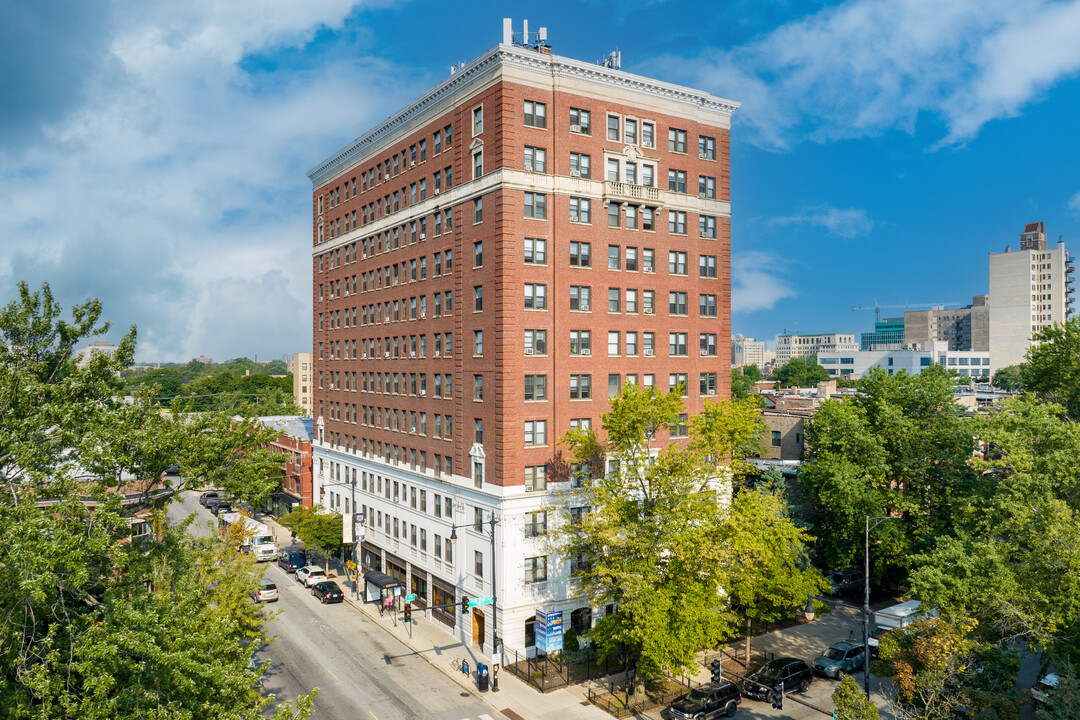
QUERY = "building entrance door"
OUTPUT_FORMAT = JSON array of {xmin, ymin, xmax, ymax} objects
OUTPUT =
[{"xmin": 472, "ymin": 608, "xmax": 485, "ymax": 648}]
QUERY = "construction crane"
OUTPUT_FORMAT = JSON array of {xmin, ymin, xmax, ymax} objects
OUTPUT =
[{"xmin": 851, "ymin": 299, "xmax": 964, "ymax": 323}]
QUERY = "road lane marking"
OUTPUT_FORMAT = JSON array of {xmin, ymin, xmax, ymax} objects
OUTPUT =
[
  {"xmin": 368, "ymin": 712, "xmax": 379, "ymax": 720},
  {"xmin": 327, "ymin": 669, "xmax": 338, "ymax": 680},
  {"xmin": 294, "ymin": 636, "xmax": 304, "ymax": 646}
]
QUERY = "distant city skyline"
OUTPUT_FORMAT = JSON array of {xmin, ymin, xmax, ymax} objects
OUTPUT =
[{"xmin": 3, "ymin": 0, "xmax": 1080, "ymax": 361}]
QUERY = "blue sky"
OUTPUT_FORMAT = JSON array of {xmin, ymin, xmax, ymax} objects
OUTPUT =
[{"xmin": 2, "ymin": 0, "xmax": 1080, "ymax": 361}]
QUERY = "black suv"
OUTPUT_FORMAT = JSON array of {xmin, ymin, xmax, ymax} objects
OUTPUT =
[
  {"xmin": 742, "ymin": 658, "xmax": 812, "ymax": 701},
  {"xmin": 662, "ymin": 681, "xmax": 740, "ymax": 719},
  {"xmin": 278, "ymin": 550, "xmax": 308, "ymax": 573}
]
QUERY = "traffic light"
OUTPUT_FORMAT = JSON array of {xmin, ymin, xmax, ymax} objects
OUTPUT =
[
  {"xmin": 771, "ymin": 687, "xmax": 784, "ymax": 710},
  {"xmin": 709, "ymin": 659, "xmax": 721, "ymax": 683},
  {"xmin": 461, "ymin": 596, "xmax": 470, "ymax": 614},
  {"xmin": 404, "ymin": 604, "xmax": 412, "ymax": 623}
]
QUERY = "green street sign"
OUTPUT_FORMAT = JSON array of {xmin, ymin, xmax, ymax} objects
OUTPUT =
[
  {"xmin": 405, "ymin": 593, "xmax": 416, "ymax": 601},
  {"xmin": 467, "ymin": 595, "xmax": 494, "ymax": 607}
]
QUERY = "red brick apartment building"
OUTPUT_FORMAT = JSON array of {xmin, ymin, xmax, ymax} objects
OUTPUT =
[{"xmin": 307, "ymin": 27, "xmax": 738, "ymax": 655}]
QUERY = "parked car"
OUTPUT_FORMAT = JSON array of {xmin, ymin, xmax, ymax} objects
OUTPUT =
[
  {"xmin": 208, "ymin": 500, "xmax": 232, "ymax": 516},
  {"xmin": 826, "ymin": 569, "xmax": 864, "ymax": 594},
  {"xmin": 811, "ymin": 641, "xmax": 866, "ymax": 679},
  {"xmin": 278, "ymin": 550, "xmax": 308, "ymax": 573},
  {"xmin": 1032, "ymin": 673, "xmax": 1060, "ymax": 706},
  {"xmin": 166, "ymin": 464, "xmax": 181, "ymax": 475},
  {"xmin": 661, "ymin": 680, "xmax": 740, "ymax": 719},
  {"xmin": 311, "ymin": 581, "xmax": 344, "ymax": 604},
  {"xmin": 867, "ymin": 626, "xmax": 889, "ymax": 658},
  {"xmin": 296, "ymin": 565, "xmax": 327, "ymax": 588},
  {"xmin": 199, "ymin": 491, "xmax": 221, "ymax": 507},
  {"xmin": 250, "ymin": 578, "xmax": 278, "ymax": 603},
  {"xmin": 741, "ymin": 658, "xmax": 813, "ymax": 701}
]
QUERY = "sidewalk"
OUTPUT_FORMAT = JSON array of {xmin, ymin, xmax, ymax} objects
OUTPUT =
[{"xmin": 260, "ymin": 514, "xmax": 611, "ymax": 720}]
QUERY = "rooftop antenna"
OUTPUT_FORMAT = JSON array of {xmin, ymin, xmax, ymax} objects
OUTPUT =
[
  {"xmin": 502, "ymin": 18, "xmax": 549, "ymax": 49},
  {"xmin": 601, "ymin": 49, "xmax": 621, "ymax": 70}
]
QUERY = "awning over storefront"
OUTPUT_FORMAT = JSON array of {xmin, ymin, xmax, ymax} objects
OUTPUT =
[{"xmin": 363, "ymin": 571, "xmax": 402, "ymax": 589}]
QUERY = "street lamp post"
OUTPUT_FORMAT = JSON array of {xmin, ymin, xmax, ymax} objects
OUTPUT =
[
  {"xmin": 863, "ymin": 515, "xmax": 899, "ymax": 698},
  {"xmin": 450, "ymin": 511, "xmax": 500, "ymax": 690},
  {"xmin": 350, "ymin": 475, "xmax": 359, "ymax": 600}
]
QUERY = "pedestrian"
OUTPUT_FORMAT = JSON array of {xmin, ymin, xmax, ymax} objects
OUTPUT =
[
  {"xmin": 848, "ymin": 629, "xmax": 857, "ymax": 642},
  {"xmin": 383, "ymin": 595, "xmax": 393, "ymax": 616}
]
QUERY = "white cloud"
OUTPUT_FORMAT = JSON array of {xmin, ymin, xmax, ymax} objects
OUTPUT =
[
  {"xmin": 675, "ymin": 0, "xmax": 1080, "ymax": 149},
  {"xmin": 1068, "ymin": 191, "xmax": 1080, "ymax": 215},
  {"xmin": 732, "ymin": 252, "xmax": 797, "ymax": 313},
  {"xmin": 771, "ymin": 205, "xmax": 874, "ymax": 238},
  {"xmin": 0, "ymin": 1, "xmax": 424, "ymax": 362}
]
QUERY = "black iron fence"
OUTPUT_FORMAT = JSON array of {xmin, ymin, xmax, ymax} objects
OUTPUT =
[
  {"xmin": 503, "ymin": 646, "xmax": 627, "ymax": 693},
  {"xmin": 585, "ymin": 677, "xmax": 698, "ymax": 719}
]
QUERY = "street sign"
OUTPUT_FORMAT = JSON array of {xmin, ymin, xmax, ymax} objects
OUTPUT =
[
  {"xmin": 535, "ymin": 610, "xmax": 564, "ymax": 653},
  {"xmin": 467, "ymin": 595, "xmax": 494, "ymax": 607},
  {"xmin": 405, "ymin": 593, "xmax": 416, "ymax": 601}
]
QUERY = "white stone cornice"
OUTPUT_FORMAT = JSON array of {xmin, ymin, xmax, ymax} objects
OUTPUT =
[{"xmin": 307, "ymin": 44, "xmax": 740, "ymax": 188}]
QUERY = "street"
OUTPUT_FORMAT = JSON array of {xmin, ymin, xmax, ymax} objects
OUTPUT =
[{"xmin": 167, "ymin": 490, "xmax": 495, "ymax": 720}]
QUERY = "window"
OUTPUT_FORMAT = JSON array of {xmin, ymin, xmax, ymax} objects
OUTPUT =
[
  {"xmin": 569, "ymin": 152, "xmax": 591, "ymax": 178},
  {"xmin": 608, "ymin": 288, "xmax": 620, "ymax": 313},
  {"xmin": 643, "ymin": 248, "xmax": 655, "ymax": 273},
  {"xmin": 669, "ymin": 251, "xmax": 688, "ymax": 275},
  {"xmin": 524, "ymin": 100, "xmax": 547, "ymax": 128},
  {"xmin": 607, "ymin": 114, "xmax": 620, "ymax": 141},
  {"xmin": 524, "ymin": 283, "xmax": 547, "ymax": 309},
  {"xmin": 642, "ymin": 206, "xmax": 655, "ymax": 231},
  {"xmin": 570, "ymin": 197, "xmax": 590, "ymax": 223},
  {"xmin": 524, "ymin": 192, "xmax": 547, "ymax": 219},
  {"xmin": 570, "ymin": 286, "xmax": 591, "ymax": 311},
  {"xmin": 699, "ymin": 176, "xmax": 716, "ymax": 199},
  {"xmin": 669, "ymin": 210, "xmax": 687, "ymax": 235},
  {"xmin": 669, "ymin": 373, "xmax": 688, "ymax": 396},
  {"xmin": 699, "ymin": 215, "xmax": 717, "ymax": 238},
  {"xmin": 607, "ymin": 330, "xmax": 620, "ymax": 355},
  {"xmin": 608, "ymin": 374, "xmax": 621, "ymax": 397},
  {"xmin": 669, "ymin": 292, "xmax": 688, "ymax": 315},
  {"xmin": 643, "ymin": 290, "xmax": 655, "ymax": 315},
  {"xmin": 474, "ymin": 198, "xmax": 483, "ymax": 223},
  {"xmin": 700, "ymin": 333, "xmax": 717, "ymax": 356},
  {"xmin": 625, "ymin": 247, "xmax": 638, "ymax": 271},
  {"xmin": 624, "ymin": 205, "xmax": 638, "ymax": 229},
  {"xmin": 669, "ymin": 128, "xmax": 687, "ymax": 153},
  {"xmin": 699, "ymin": 254, "xmax": 717, "ymax": 278},
  {"xmin": 668, "ymin": 170, "xmax": 687, "ymax": 193},
  {"xmin": 473, "ymin": 152, "xmax": 483, "ymax": 179},
  {"xmin": 626, "ymin": 331, "xmax": 638, "ymax": 355},
  {"xmin": 698, "ymin": 135, "xmax": 716, "ymax": 160},
  {"xmin": 475, "ymin": 550, "xmax": 484, "ymax": 578},
  {"xmin": 569, "ymin": 374, "xmax": 592, "ymax": 400},
  {"xmin": 473, "ymin": 285, "xmax": 483, "ymax": 311},
  {"xmin": 524, "ymin": 237, "xmax": 546, "ymax": 264},
  {"xmin": 524, "ymin": 146, "xmax": 546, "ymax": 173},
  {"xmin": 473, "ymin": 330, "xmax": 483, "ymax": 356},
  {"xmin": 570, "ymin": 107, "xmax": 590, "ymax": 134},
  {"xmin": 525, "ymin": 466, "xmax": 547, "ymax": 492},
  {"xmin": 525, "ymin": 556, "xmax": 547, "ymax": 583},
  {"xmin": 624, "ymin": 118, "xmax": 637, "ymax": 144},
  {"xmin": 524, "ymin": 374, "xmax": 547, "ymax": 400},
  {"xmin": 607, "ymin": 202, "xmax": 620, "ymax": 228},
  {"xmin": 474, "ymin": 374, "xmax": 484, "ymax": 400},
  {"xmin": 474, "ymin": 418, "xmax": 484, "ymax": 443},
  {"xmin": 606, "ymin": 158, "xmax": 619, "ymax": 182},
  {"xmin": 669, "ymin": 332, "xmax": 688, "ymax": 356},
  {"xmin": 569, "ymin": 241, "xmax": 591, "ymax": 267},
  {"xmin": 700, "ymin": 372, "xmax": 718, "ymax": 396},
  {"xmin": 524, "ymin": 330, "xmax": 547, "ymax": 355},
  {"xmin": 569, "ymin": 330, "xmax": 591, "ymax": 355},
  {"xmin": 671, "ymin": 414, "xmax": 689, "ymax": 438},
  {"xmin": 699, "ymin": 294, "xmax": 717, "ymax": 317},
  {"xmin": 472, "ymin": 106, "xmax": 483, "ymax": 135},
  {"xmin": 524, "ymin": 511, "xmax": 548, "ymax": 538},
  {"xmin": 771, "ymin": 430, "xmax": 782, "ymax": 447},
  {"xmin": 608, "ymin": 245, "xmax": 621, "ymax": 270},
  {"xmin": 525, "ymin": 420, "xmax": 547, "ymax": 446},
  {"xmin": 642, "ymin": 122, "xmax": 655, "ymax": 147},
  {"xmin": 474, "ymin": 241, "xmax": 483, "ymax": 267}
]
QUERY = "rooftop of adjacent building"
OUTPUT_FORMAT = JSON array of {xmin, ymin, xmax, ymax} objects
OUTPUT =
[{"xmin": 257, "ymin": 415, "xmax": 313, "ymax": 442}]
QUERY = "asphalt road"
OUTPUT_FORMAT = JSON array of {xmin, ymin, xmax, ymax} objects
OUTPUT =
[{"xmin": 168, "ymin": 490, "xmax": 494, "ymax": 720}]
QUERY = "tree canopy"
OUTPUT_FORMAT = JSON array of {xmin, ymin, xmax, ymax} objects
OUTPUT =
[
  {"xmin": 773, "ymin": 355, "xmax": 830, "ymax": 389},
  {"xmin": 1022, "ymin": 317, "xmax": 1080, "ymax": 420},
  {"xmin": 0, "ymin": 281, "xmax": 312, "ymax": 719}
]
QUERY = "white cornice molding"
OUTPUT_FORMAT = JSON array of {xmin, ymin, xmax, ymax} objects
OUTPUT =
[{"xmin": 307, "ymin": 44, "xmax": 739, "ymax": 188}]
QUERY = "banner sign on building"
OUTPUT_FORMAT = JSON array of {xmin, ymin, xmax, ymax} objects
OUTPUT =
[
  {"xmin": 355, "ymin": 511, "xmax": 366, "ymax": 543},
  {"xmin": 535, "ymin": 610, "xmax": 564, "ymax": 653},
  {"xmin": 342, "ymin": 511, "xmax": 353, "ymax": 544}
]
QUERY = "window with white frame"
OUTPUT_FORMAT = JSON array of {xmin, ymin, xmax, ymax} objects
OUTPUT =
[
  {"xmin": 524, "ymin": 374, "xmax": 547, "ymax": 400},
  {"xmin": 699, "ymin": 215, "xmax": 717, "ymax": 238},
  {"xmin": 525, "ymin": 555, "xmax": 548, "ymax": 583},
  {"xmin": 524, "ymin": 100, "xmax": 547, "ymax": 128},
  {"xmin": 698, "ymin": 135, "xmax": 716, "ymax": 160},
  {"xmin": 607, "ymin": 115, "xmax": 620, "ymax": 141},
  {"xmin": 524, "ymin": 192, "xmax": 547, "ymax": 219},
  {"xmin": 570, "ymin": 286, "xmax": 591, "ymax": 311},
  {"xmin": 524, "ymin": 420, "xmax": 547, "ymax": 446},
  {"xmin": 524, "ymin": 146, "xmax": 546, "ymax": 173},
  {"xmin": 570, "ymin": 197, "xmax": 591, "ymax": 223},
  {"xmin": 570, "ymin": 107, "xmax": 590, "ymax": 134},
  {"xmin": 569, "ymin": 330, "xmax": 591, "ymax": 355},
  {"xmin": 569, "ymin": 152, "xmax": 591, "ymax": 178},
  {"xmin": 525, "ymin": 466, "xmax": 547, "ymax": 492},
  {"xmin": 569, "ymin": 374, "xmax": 591, "ymax": 400},
  {"xmin": 669, "ymin": 128, "xmax": 687, "ymax": 153},
  {"xmin": 524, "ymin": 283, "xmax": 547, "ymax": 309},
  {"xmin": 524, "ymin": 237, "xmax": 547, "ymax": 264}
]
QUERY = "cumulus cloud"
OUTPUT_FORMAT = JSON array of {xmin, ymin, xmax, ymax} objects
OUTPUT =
[
  {"xmin": 0, "ymin": 1, "xmax": 424, "ymax": 362},
  {"xmin": 671, "ymin": 0, "xmax": 1080, "ymax": 149},
  {"xmin": 770, "ymin": 205, "xmax": 874, "ymax": 238},
  {"xmin": 1068, "ymin": 191, "xmax": 1080, "ymax": 215},
  {"xmin": 731, "ymin": 251, "xmax": 797, "ymax": 314}
]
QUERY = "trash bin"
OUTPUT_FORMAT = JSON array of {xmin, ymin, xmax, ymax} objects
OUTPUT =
[
  {"xmin": 476, "ymin": 662, "xmax": 489, "ymax": 692},
  {"xmin": 461, "ymin": 660, "xmax": 470, "ymax": 677}
]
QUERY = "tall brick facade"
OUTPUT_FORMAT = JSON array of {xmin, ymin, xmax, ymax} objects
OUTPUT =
[{"xmin": 307, "ymin": 39, "xmax": 737, "ymax": 654}]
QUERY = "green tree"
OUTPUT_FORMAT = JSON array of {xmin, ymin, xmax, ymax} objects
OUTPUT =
[
  {"xmin": 0, "ymin": 282, "xmax": 313, "ymax": 719},
  {"xmin": 991, "ymin": 364, "xmax": 1025, "ymax": 391},
  {"xmin": 832, "ymin": 675, "xmax": 881, "ymax": 719},
  {"xmin": 730, "ymin": 368, "xmax": 755, "ymax": 399},
  {"xmin": 555, "ymin": 386, "xmax": 812, "ymax": 684},
  {"xmin": 774, "ymin": 355, "xmax": 830, "ymax": 389},
  {"xmin": 1036, "ymin": 665, "xmax": 1080, "ymax": 720},
  {"xmin": 279, "ymin": 505, "xmax": 344, "ymax": 560},
  {"xmin": 1022, "ymin": 317, "xmax": 1080, "ymax": 419}
]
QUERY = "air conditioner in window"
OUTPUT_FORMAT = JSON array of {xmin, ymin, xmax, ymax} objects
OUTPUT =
[
  {"xmin": 410, "ymin": 351, "xmax": 416, "ymax": 358},
  {"xmin": 419, "ymin": 233, "xmax": 426, "ymax": 240},
  {"xmin": 419, "ymin": 311, "xmax": 425, "ymax": 319},
  {"xmin": 525, "ymin": 348, "xmax": 535, "ymax": 355},
  {"xmin": 410, "ymin": 161, "xmax": 416, "ymax": 168},
  {"xmin": 644, "ymin": 349, "xmax": 655, "ymax": 357},
  {"xmin": 384, "ymin": 352, "xmax": 390, "ymax": 359},
  {"xmin": 698, "ymin": 193, "xmax": 706, "ymax": 199},
  {"xmin": 570, "ymin": 170, "xmax": 581, "ymax": 178},
  {"xmin": 579, "ymin": 302, "xmax": 590, "ymax": 311},
  {"xmin": 700, "ymin": 350, "xmax": 710, "ymax": 357},
  {"xmin": 644, "ymin": 308, "xmax": 654, "ymax": 315},
  {"xmin": 570, "ymin": 214, "xmax": 580, "ymax": 222},
  {"xmin": 434, "ymin": 189, "xmax": 440, "ymax": 195},
  {"xmin": 361, "ymin": 352, "xmax": 367, "ymax": 359},
  {"xmin": 699, "ymin": 151, "xmax": 709, "ymax": 159},
  {"xmin": 570, "ymin": 124, "xmax": 582, "ymax": 133},
  {"xmin": 434, "ymin": 350, "xmax": 441, "ymax": 357},
  {"xmin": 642, "ymin": 140, "xmax": 654, "ymax": 148},
  {"xmin": 644, "ymin": 268, "xmax": 655, "ymax": 274},
  {"xmin": 419, "ymin": 389, "xmax": 426, "ymax": 396},
  {"xmin": 580, "ymin": 349, "xmax": 591, "ymax": 356}
]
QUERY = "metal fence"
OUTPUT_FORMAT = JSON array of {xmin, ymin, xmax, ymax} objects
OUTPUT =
[
  {"xmin": 503, "ymin": 646, "xmax": 628, "ymax": 693},
  {"xmin": 585, "ymin": 677, "xmax": 698, "ymax": 719}
]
